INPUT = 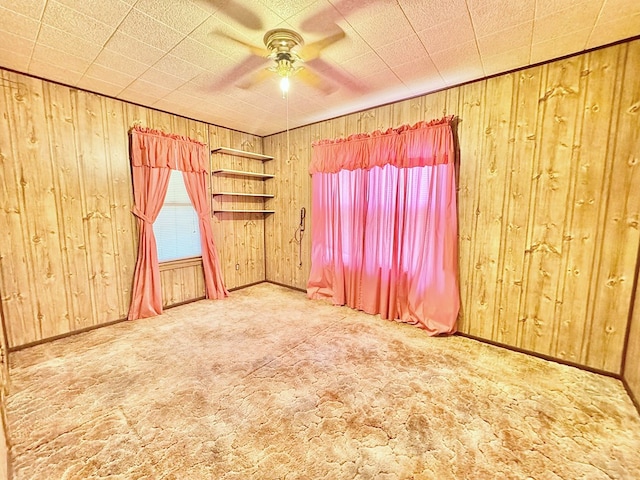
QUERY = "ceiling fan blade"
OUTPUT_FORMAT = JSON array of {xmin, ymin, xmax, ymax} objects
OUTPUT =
[
  {"xmin": 297, "ymin": 68, "xmax": 337, "ymax": 95},
  {"xmin": 215, "ymin": 30, "xmax": 269, "ymax": 57},
  {"xmin": 237, "ymin": 68, "xmax": 273, "ymax": 90},
  {"xmin": 307, "ymin": 58, "xmax": 367, "ymax": 93},
  {"xmin": 211, "ymin": 55, "xmax": 270, "ymax": 90},
  {"xmin": 211, "ymin": 0, "xmax": 263, "ymax": 30},
  {"xmin": 299, "ymin": 7, "xmax": 340, "ymax": 34},
  {"xmin": 300, "ymin": 30, "xmax": 346, "ymax": 61}
]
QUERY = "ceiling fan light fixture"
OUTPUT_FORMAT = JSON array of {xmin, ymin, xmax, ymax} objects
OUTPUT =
[
  {"xmin": 269, "ymin": 56, "xmax": 295, "ymax": 77},
  {"xmin": 280, "ymin": 76, "xmax": 290, "ymax": 94},
  {"xmin": 263, "ymin": 29, "xmax": 305, "ymax": 94}
]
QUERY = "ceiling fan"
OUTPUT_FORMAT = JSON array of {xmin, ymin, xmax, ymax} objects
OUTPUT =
[
  {"xmin": 214, "ymin": 27, "xmax": 362, "ymax": 95},
  {"xmin": 263, "ymin": 29, "xmax": 305, "ymax": 93}
]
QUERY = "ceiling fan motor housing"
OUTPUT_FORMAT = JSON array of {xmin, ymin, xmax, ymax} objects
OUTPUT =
[
  {"xmin": 264, "ymin": 29, "xmax": 305, "ymax": 77},
  {"xmin": 263, "ymin": 29, "xmax": 304, "ymax": 53}
]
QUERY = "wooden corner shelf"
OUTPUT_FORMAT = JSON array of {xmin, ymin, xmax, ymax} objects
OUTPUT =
[
  {"xmin": 211, "ymin": 147, "xmax": 276, "ymax": 218},
  {"xmin": 213, "ymin": 209, "xmax": 275, "ymax": 214},
  {"xmin": 211, "ymin": 147, "xmax": 273, "ymax": 162},
  {"xmin": 212, "ymin": 169, "xmax": 274, "ymax": 179},
  {"xmin": 212, "ymin": 192, "xmax": 274, "ymax": 198}
]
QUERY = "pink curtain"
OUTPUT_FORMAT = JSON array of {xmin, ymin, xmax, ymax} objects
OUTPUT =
[
  {"xmin": 182, "ymin": 170, "xmax": 228, "ymax": 299},
  {"xmin": 130, "ymin": 127, "xmax": 209, "ymax": 172},
  {"xmin": 310, "ymin": 117, "xmax": 454, "ymax": 173},
  {"xmin": 307, "ymin": 117, "xmax": 459, "ymax": 334},
  {"xmin": 128, "ymin": 165, "xmax": 171, "ymax": 320},
  {"xmin": 128, "ymin": 127, "xmax": 227, "ymax": 321}
]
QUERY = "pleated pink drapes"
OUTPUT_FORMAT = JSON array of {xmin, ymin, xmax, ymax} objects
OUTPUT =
[
  {"xmin": 182, "ymin": 171, "xmax": 228, "ymax": 300},
  {"xmin": 128, "ymin": 127, "xmax": 227, "ymax": 321},
  {"xmin": 128, "ymin": 166, "xmax": 172, "ymax": 320},
  {"xmin": 307, "ymin": 117, "xmax": 460, "ymax": 334}
]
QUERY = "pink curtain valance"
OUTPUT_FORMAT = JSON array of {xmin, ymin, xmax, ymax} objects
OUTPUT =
[
  {"xmin": 130, "ymin": 126, "xmax": 208, "ymax": 173},
  {"xmin": 310, "ymin": 116, "xmax": 454, "ymax": 174}
]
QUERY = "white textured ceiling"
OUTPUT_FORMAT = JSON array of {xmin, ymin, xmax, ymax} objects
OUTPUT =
[{"xmin": 0, "ymin": 0, "xmax": 639, "ymax": 136}]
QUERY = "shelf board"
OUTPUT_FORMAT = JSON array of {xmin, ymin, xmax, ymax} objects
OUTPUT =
[
  {"xmin": 212, "ymin": 169, "xmax": 274, "ymax": 179},
  {"xmin": 212, "ymin": 192, "xmax": 274, "ymax": 198},
  {"xmin": 211, "ymin": 147, "xmax": 273, "ymax": 161},
  {"xmin": 213, "ymin": 209, "xmax": 275, "ymax": 214}
]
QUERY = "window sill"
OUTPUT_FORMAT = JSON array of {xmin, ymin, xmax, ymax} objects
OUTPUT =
[{"xmin": 159, "ymin": 256, "xmax": 203, "ymax": 271}]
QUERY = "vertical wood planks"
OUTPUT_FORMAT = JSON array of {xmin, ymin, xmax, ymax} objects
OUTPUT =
[
  {"xmin": 102, "ymin": 97, "xmax": 136, "ymax": 319},
  {"xmin": 1, "ymin": 227, "xmax": 10, "ymax": 461},
  {"xmin": 263, "ymin": 122, "xmax": 320, "ymax": 290},
  {"xmin": 160, "ymin": 262, "xmax": 205, "ymax": 307},
  {"xmin": 0, "ymin": 286, "xmax": 6, "ymax": 477},
  {"xmin": 72, "ymin": 90, "xmax": 121, "ymax": 326},
  {"xmin": 494, "ymin": 68, "xmax": 541, "ymax": 347},
  {"xmin": 587, "ymin": 41, "xmax": 640, "ymax": 372},
  {"xmin": 0, "ymin": 387, "xmax": 6, "ymax": 480},
  {"xmin": 0, "ymin": 72, "xmax": 40, "ymax": 345},
  {"xmin": 467, "ymin": 73, "xmax": 516, "ymax": 340},
  {"xmin": 520, "ymin": 58, "xmax": 583, "ymax": 355},
  {"xmin": 265, "ymin": 131, "xmax": 293, "ymax": 285},
  {"xmin": 455, "ymin": 80, "xmax": 486, "ymax": 335},
  {"xmin": 554, "ymin": 46, "xmax": 623, "ymax": 364},
  {"xmin": 43, "ymin": 82, "xmax": 93, "ymax": 332},
  {"xmin": 624, "ymin": 276, "xmax": 640, "ymax": 406},
  {"xmin": 619, "ymin": 40, "xmax": 640, "ymax": 396},
  {"xmin": 263, "ymin": 134, "xmax": 279, "ymax": 283},
  {"xmin": 392, "ymin": 97, "xmax": 423, "ymax": 127},
  {"xmin": 1, "ymin": 72, "xmax": 69, "ymax": 343}
]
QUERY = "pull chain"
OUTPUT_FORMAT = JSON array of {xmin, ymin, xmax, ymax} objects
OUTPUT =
[
  {"xmin": 286, "ymin": 89, "xmax": 290, "ymax": 167},
  {"xmin": 284, "ymin": 92, "xmax": 304, "ymax": 269}
]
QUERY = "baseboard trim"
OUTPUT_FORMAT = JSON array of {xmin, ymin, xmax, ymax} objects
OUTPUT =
[
  {"xmin": 6, "ymin": 285, "xmax": 273, "ymax": 352},
  {"xmin": 228, "ymin": 281, "xmax": 267, "ymax": 292},
  {"xmin": 265, "ymin": 280, "xmax": 307, "ymax": 293},
  {"xmin": 622, "ymin": 378, "xmax": 640, "ymax": 416},
  {"xmin": 455, "ymin": 331, "xmax": 621, "ymax": 380},
  {"xmin": 164, "ymin": 296, "xmax": 206, "ymax": 309},
  {"xmin": 9, "ymin": 316, "xmax": 128, "ymax": 353},
  {"xmin": 9, "ymin": 296, "xmax": 208, "ymax": 352}
]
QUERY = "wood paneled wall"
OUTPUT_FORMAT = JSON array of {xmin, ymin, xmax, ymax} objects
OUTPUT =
[
  {"xmin": 625, "ymin": 277, "xmax": 640, "ymax": 407},
  {"xmin": 0, "ymin": 71, "xmax": 134, "ymax": 347},
  {"xmin": 0, "ymin": 405, "xmax": 7, "ymax": 480},
  {"xmin": 263, "ymin": 39, "xmax": 640, "ymax": 374},
  {"xmin": 0, "ymin": 70, "xmax": 244, "ymax": 348},
  {"xmin": 263, "ymin": 130, "xmax": 312, "ymax": 289},
  {"xmin": 209, "ymin": 127, "xmax": 267, "ymax": 290},
  {"xmin": 0, "ymin": 307, "xmax": 7, "ymax": 479},
  {"xmin": 159, "ymin": 259, "xmax": 205, "ymax": 308}
]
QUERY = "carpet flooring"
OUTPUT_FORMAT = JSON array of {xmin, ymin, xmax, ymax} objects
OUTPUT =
[{"xmin": 6, "ymin": 283, "xmax": 640, "ymax": 479}]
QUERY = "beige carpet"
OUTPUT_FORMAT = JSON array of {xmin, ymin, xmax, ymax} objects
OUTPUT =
[{"xmin": 6, "ymin": 283, "xmax": 640, "ymax": 479}]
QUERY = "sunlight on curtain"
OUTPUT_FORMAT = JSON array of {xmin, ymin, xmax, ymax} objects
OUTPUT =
[{"xmin": 307, "ymin": 118, "xmax": 459, "ymax": 334}]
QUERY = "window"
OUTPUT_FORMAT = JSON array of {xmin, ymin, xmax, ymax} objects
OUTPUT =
[{"xmin": 153, "ymin": 170, "xmax": 201, "ymax": 262}]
